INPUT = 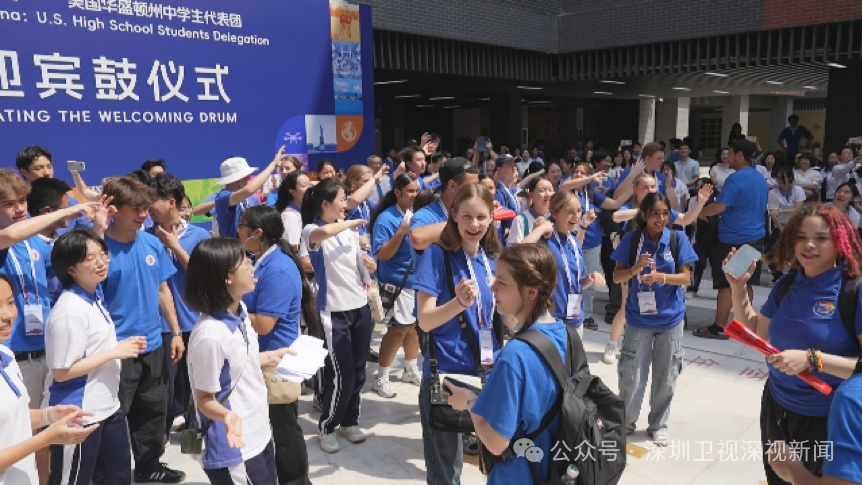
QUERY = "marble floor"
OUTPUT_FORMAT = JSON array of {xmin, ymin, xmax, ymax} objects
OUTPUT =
[{"xmin": 159, "ymin": 280, "xmax": 775, "ymax": 485}]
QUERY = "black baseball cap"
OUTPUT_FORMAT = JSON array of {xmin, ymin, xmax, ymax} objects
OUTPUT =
[
  {"xmin": 439, "ymin": 157, "xmax": 478, "ymax": 187},
  {"xmin": 730, "ymin": 139, "xmax": 757, "ymax": 161},
  {"xmin": 496, "ymin": 155, "xmax": 517, "ymax": 167}
]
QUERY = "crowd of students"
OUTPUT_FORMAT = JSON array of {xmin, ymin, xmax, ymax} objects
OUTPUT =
[{"xmin": 3, "ymin": 129, "xmax": 862, "ymax": 485}]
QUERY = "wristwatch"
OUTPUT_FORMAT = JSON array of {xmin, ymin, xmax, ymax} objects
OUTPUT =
[{"xmin": 171, "ymin": 331, "xmax": 182, "ymax": 337}]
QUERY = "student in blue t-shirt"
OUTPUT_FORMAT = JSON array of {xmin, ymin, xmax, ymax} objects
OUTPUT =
[
  {"xmin": 611, "ymin": 192, "xmax": 699, "ymax": 447},
  {"xmin": 238, "ymin": 206, "xmax": 314, "ymax": 485},
  {"xmin": 344, "ymin": 164, "xmax": 389, "ymax": 248},
  {"xmin": 414, "ymin": 183, "xmax": 502, "ymax": 485},
  {"xmin": 369, "ymin": 174, "xmax": 421, "ymax": 400},
  {"xmin": 725, "ymin": 203, "xmax": 862, "ymax": 485},
  {"xmin": 444, "ymin": 243, "xmax": 589, "ymax": 485},
  {"xmin": 570, "ymin": 160, "xmax": 640, "ymax": 331},
  {"xmin": 694, "ymin": 139, "xmax": 768, "ymax": 340},
  {"xmin": 213, "ymin": 147, "xmax": 284, "ymax": 240},
  {"xmin": 146, "ymin": 173, "xmax": 210, "ymax": 435},
  {"xmin": 400, "ymin": 147, "xmax": 433, "ymax": 191},
  {"xmin": 523, "ymin": 190, "xmax": 604, "ymax": 336},
  {"xmin": 100, "ymin": 176, "xmax": 186, "ymax": 483}
]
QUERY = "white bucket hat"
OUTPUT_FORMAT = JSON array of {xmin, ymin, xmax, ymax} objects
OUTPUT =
[{"xmin": 217, "ymin": 157, "xmax": 258, "ymax": 185}]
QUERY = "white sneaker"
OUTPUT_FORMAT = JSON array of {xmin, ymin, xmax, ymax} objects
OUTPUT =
[
  {"xmin": 602, "ymin": 343, "xmax": 619, "ymax": 365},
  {"xmin": 685, "ymin": 291, "xmax": 694, "ymax": 299},
  {"xmin": 372, "ymin": 376, "xmax": 397, "ymax": 398},
  {"xmin": 650, "ymin": 429, "xmax": 669, "ymax": 446},
  {"xmin": 400, "ymin": 368, "xmax": 421, "ymax": 386},
  {"xmin": 319, "ymin": 432, "xmax": 340, "ymax": 453},
  {"xmin": 170, "ymin": 415, "xmax": 186, "ymax": 432},
  {"xmin": 336, "ymin": 425, "xmax": 367, "ymax": 443}
]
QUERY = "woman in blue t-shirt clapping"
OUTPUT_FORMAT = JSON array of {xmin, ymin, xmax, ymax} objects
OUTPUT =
[
  {"xmin": 414, "ymin": 183, "xmax": 502, "ymax": 485},
  {"xmin": 611, "ymin": 192, "xmax": 699, "ymax": 447},
  {"xmin": 444, "ymin": 243, "xmax": 589, "ymax": 484},
  {"xmin": 725, "ymin": 203, "xmax": 862, "ymax": 485},
  {"xmin": 369, "ymin": 174, "xmax": 421, "ymax": 398}
]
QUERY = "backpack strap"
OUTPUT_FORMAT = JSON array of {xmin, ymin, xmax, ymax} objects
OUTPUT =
[
  {"xmin": 443, "ymin": 250, "xmax": 488, "ymax": 383},
  {"xmin": 775, "ymin": 272, "xmax": 797, "ymax": 308},
  {"xmin": 628, "ymin": 227, "xmax": 645, "ymax": 269},
  {"xmin": 669, "ymin": 229, "xmax": 679, "ymax": 264}
]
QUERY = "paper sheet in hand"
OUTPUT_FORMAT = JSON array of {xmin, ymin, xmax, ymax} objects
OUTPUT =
[{"xmin": 275, "ymin": 335, "xmax": 329, "ymax": 382}]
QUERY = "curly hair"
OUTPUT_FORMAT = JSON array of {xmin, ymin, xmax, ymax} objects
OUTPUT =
[
  {"xmin": 498, "ymin": 244, "xmax": 558, "ymax": 335},
  {"xmin": 765, "ymin": 204, "xmax": 862, "ymax": 278}
]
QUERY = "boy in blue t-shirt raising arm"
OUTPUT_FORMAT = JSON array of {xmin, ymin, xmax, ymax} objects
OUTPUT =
[{"xmin": 101, "ymin": 177, "xmax": 186, "ymax": 484}]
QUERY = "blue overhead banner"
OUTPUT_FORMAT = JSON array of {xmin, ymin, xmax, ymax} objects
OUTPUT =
[{"xmin": 0, "ymin": 0, "xmax": 375, "ymax": 182}]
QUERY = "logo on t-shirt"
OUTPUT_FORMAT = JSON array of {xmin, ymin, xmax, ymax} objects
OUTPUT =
[
  {"xmin": 29, "ymin": 250, "xmax": 39, "ymax": 261},
  {"xmin": 813, "ymin": 301, "xmax": 836, "ymax": 317},
  {"xmin": 664, "ymin": 250, "xmax": 673, "ymax": 261},
  {"xmin": 145, "ymin": 255, "xmax": 156, "ymax": 266}
]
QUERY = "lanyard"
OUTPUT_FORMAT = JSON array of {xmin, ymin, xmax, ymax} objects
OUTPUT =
[
  {"xmin": 9, "ymin": 241, "xmax": 39, "ymax": 303},
  {"xmin": 634, "ymin": 231, "xmax": 655, "ymax": 292},
  {"xmin": 499, "ymin": 182, "xmax": 517, "ymax": 209},
  {"xmin": 253, "ymin": 245, "xmax": 279, "ymax": 272},
  {"xmin": 0, "ymin": 353, "xmax": 21, "ymax": 398},
  {"xmin": 437, "ymin": 199, "xmax": 448, "ymax": 219},
  {"xmin": 95, "ymin": 298, "xmax": 113, "ymax": 326},
  {"xmin": 554, "ymin": 231, "xmax": 581, "ymax": 294},
  {"xmin": 464, "ymin": 249, "xmax": 495, "ymax": 329},
  {"xmin": 376, "ymin": 182, "xmax": 384, "ymax": 199},
  {"xmin": 580, "ymin": 189, "xmax": 590, "ymax": 214}
]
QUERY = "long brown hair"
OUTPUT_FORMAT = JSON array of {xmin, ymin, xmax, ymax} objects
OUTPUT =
[
  {"xmin": 766, "ymin": 204, "xmax": 862, "ymax": 278},
  {"xmin": 438, "ymin": 183, "xmax": 501, "ymax": 257},
  {"xmin": 498, "ymin": 244, "xmax": 557, "ymax": 334}
]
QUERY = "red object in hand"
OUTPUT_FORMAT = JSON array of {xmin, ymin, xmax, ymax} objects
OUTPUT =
[
  {"xmin": 724, "ymin": 320, "xmax": 832, "ymax": 395},
  {"xmin": 493, "ymin": 207, "xmax": 517, "ymax": 221}
]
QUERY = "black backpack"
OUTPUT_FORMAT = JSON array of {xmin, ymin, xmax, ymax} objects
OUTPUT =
[
  {"xmin": 775, "ymin": 273, "xmax": 861, "ymax": 349},
  {"xmin": 507, "ymin": 326, "xmax": 626, "ymax": 485}
]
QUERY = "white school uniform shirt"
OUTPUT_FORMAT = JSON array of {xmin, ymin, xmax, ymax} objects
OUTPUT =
[
  {"xmin": 188, "ymin": 306, "xmax": 271, "ymax": 470},
  {"xmin": 768, "ymin": 186, "xmax": 806, "ymax": 225},
  {"xmin": 824, "ymin": 162, "xmax": 858, "ymax": 200},
  {"xmin": 794, "ymin": 168, "xmax": 823, "ymax": 190},
  {"xmin": 0, "ymin": 345, "xmax": 38, "ymax": 485},
  {"xmin": 756, "ymin": 165, "xmax": 776, "ymax": 189},
  {"xmin": 507, "ymin": 208, "xmax": 548, "ymax": 246},
  {"xmin": 280, "ymin": 203, "xmax": 303, "ymax": 247},
  {"xmin": 709, "ymin": 163, "xmax": 735, "ymax": 190},
  {"xmin": 43, "ymin": 286, "xmax": 121, "ymax": 423},
  {"xmin": 301, "ymin": 223, "xmax": 367, "ymax": 312}
]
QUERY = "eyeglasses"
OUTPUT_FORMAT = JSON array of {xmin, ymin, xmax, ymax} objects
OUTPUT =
[{"xmin": 82, "ymin": 252, "xmax": 111, "ymax": 267}]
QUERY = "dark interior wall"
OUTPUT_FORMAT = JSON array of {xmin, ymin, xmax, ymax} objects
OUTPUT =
[
  {"xmin": 594, "ymin": 99, "xmax": 640, "ymax": 152},
  {"xmin": 824, "ymin": 63, "xmax": 862, "ymax": 155}
]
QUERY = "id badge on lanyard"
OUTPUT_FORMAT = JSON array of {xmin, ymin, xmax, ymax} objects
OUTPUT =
[
  {"xmin": 633, "ymin": 232, "xmax": 658, "ymax": 315},
  {"xmin": 555, "ymin": 232, "xmax": 583, "ymax": 320},
  {"xmin": 11, "ymin": 241, "xmax": 43, "ymax": 335},
  {"xmin": 466, "ymin": 250, "xmax": 495, "ymax": 365}
]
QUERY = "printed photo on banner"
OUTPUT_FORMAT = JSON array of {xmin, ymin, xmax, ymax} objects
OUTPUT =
[
  {"xmin": 334, "ymin": 78, "xmax": 362, "ymax": 115},
  {"xmin": 305, "ymin": 115, "xmax": 337, "ymax": 154},
  {"xmin": 330, "ymin": 2, "xmax": 360, "ymax": 43},
  {"xmin": 332, "ymin": 41, "xmax": 362, "ymax": 79}
]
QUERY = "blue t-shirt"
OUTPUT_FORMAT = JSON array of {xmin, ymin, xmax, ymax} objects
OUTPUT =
[
  {"xmin": 611, "ymin": 228, "xmax": 698, "ymax": 329},
  {"xmin": 55, "ymin": 194, "xmax": 94, "ymax": 236},
  {"xmin": 413, "ymin": 244, "xmax": 500, "ymax": 379},
  {"xmin": 715, "ymin": 166, "xmax": 767, "ymax": 244},
  {"xmin": 495, "ymin": 182, "xmax": 519, "ymax": 238},
  {"xmin": 214, "ymin": 189, "xmax": 260, "ymax": 239},
  {"xmin": 618, "ymin": 168, "xmax": 669, "ymax": 196},
  {"xmin": 372, "ymin": 205, "xmax": 415, "ymax": 288},
  {"xmin": 0, "ymin": 238, "xmax": 53, "ymax": 351},
  {"xmin": 544, "ymin": 231, "xmax": 587, "ymax": 327},
  {"xmin": 429, "ymin": 177, "xmax": 441, "ymax": 190},
  {"xmin": 577, "ymin": 190, "xmax": 607, "ymax": 249},
  {"xmin": 417, "ymin": 177, "xmax": 432, "ymax": 191},
  {"xmin": 473, "ymin": 321, "xmax": 567, "ymax": 485},
  {"xmin": 348, "ymin": 200, "xmax": 376, "ymax": 238},
  {"xmin": 242, "ymin": 249, "xmax": 303, "ymax": 351},
  {"xmin": 145, "ymin": 224, "xmax": 210, "ymax": 333},
  {"xmin": 409, "ymin": 199, "xmax": 447, "ymax": 257},
  {"xmin": 101, "ymin": 232, "xmax": 177, "ymax": 352},
  {"xmin": 760, "ymin": 268, "xmax": 862, "ymax": 416},
  {"xmin": 778, "ymin": 126, "xmax": 813, "ymax": 156},
  {"xmin": 265, "ymin": 190, "xmax": 278, "ymax": 207},
  {"xmin": 822, "ymin": 373, "xmax": 862, "ymax": 482}
]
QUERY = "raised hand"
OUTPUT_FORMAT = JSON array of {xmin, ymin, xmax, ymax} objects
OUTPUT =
[
  {"xmin": 455, "ymin": 278, "xmax": 478, "ymax": 307},
  {"xmin": 697, "ymin": 184, "xmax": 714, "ymax": 204},
  {"xmin": 271, "ymin": 145, "xmax": 286, "ymax": 166},
  {"xmin": 722, "ymin": 248, "xmax": 759, "ymax": 289}
]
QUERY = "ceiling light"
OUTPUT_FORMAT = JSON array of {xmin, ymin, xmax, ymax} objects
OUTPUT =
[
  {"xmin": 528, "ymin": 100, "xmax": 553, "ymax": 104},
  {"xmin": 766, "ymin": 80, "xmax": 784, "ymax": 85},
  {"xmin": 705, "ymin": 72, "xmax": 729, "ymax": 77},
  {"xmin": 600, "ymin": 80, "xmax": 625, "ymax": 85},
  {"xmin": 416, "ymin": 104, "xmax": 433, "ymax": 108},
  {"xmin": 593, "ymin": 91, "xmax": 613, "ymax": 95},
  {"xmin": 374, "ymin": 79, "xmax": 408, "ymax": 85},
  {"xmin": 428, "ymin": 96, "xmax": 455, "ymax": 101},
  {"xmin": 803, "ymin": 85, "xmax": 818, "ymax": 89},
  {"xmin": 827, "ymin": 62, "xmax": 847, "ymax": 68},
  {"xmin": 516, "ymin": 85, "xmax": 543, "ymax": 90},
  {"xmin": 393, "ymin": 94, "xmax": 421, "ymax": 99},
  {"xmin": 476, "ymin": 97, "xmax": 490, "ymax": 101},
  {"xmin": 442, "ymin": 105, "xmax": 462, "ymax": 108},
  {"xmin": 714, "ymin": 90, "xmax": 729, "ymax": 94},
  {"xmin": 672, "ymin": 87, "xmax": 691, "ymax": 91},
  {"xmin": 638, "ymin": 94, "xmax": 655, "ymax": 98}
]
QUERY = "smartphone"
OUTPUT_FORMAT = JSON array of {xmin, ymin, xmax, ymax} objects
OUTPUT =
[
  {"xmin": 621, "ymin": 140, "xmax": 632, "ymax": 146},
  {"xmin": 475, "ymin": 136, "xmax": 487, "ymax": 152},
  {"xmin": 67, "ymin": 160, "xmax": 85, "ymax": 172},
  {"xmin": 722, "ymin": 244, "xmax": 762, "ymax": 280},
  {"xmin": 848, "ymin": 137, "xmax": 862, "ymax": 145}
]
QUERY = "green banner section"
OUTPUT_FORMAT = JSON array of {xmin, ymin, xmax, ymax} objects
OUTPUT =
[{"xmin": 183, "ymin": 178, "xmax": 221, "ymax": 224}]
